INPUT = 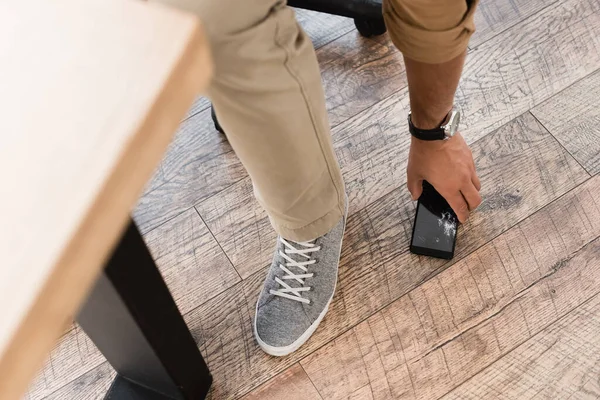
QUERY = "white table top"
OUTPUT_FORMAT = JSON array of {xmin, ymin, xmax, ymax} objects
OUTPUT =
[{"xmin": 0, "ymin": 1, "xmax": 212, "ymax": 398}]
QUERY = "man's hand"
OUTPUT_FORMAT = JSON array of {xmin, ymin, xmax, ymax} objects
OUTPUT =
[{"xmin": 407, "ymin": 133, "xmax": 481, "ymax": 222}]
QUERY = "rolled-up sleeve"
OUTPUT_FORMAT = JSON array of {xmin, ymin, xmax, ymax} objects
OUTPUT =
[{"xmin": 383, "ymin": 0, "xmax": 479, "ymax": 63}]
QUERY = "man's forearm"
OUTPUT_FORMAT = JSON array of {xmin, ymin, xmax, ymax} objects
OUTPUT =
[
  {"xmin": 383, "ymin": 0, "xmax": 481, "ymax": 220},
  {"xmin": 404, "ymin": 51, "xmax": 466, "ymax": 129},
  {"xmin": 403, "ymin": 50, "xmax": 481, "ymax": 221}
]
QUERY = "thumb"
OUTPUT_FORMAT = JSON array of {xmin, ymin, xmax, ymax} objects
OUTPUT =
[{"xmin": 408, "ymin": 177, "xmax": 423, "ymax": 201}]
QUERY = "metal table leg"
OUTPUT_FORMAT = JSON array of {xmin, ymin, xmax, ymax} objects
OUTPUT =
[{"xmin": 77, "ymin": 220, "xmax": 212, "ymax": 400}]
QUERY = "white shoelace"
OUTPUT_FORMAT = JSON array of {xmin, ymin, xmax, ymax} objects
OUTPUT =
[{"xmin": 269, "ymin": 238, "xmax": 321, "ymax": 304}]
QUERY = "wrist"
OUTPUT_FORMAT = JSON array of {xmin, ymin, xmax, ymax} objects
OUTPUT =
[
  {"xmin": 410, "ymin": 106, "xmax": 453, "ymax": 130},
  {"xmin": 410, "ymin": 134, "xmax": 448, "ymax": 149}
]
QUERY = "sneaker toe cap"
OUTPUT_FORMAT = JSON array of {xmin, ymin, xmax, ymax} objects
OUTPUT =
[{"xmin": 255, "ymin": 300, "xmax": 312, "ymax": 348}]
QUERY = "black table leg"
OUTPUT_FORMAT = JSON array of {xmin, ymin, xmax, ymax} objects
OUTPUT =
[{"xmin": 77, "ymin": 220, "xmax": 212, "ymax": 400}]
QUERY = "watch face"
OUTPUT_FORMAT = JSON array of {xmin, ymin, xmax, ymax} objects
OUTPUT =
[{"xmin": 444, "ymin": 110, "xmax": 460, "ymax": 137}]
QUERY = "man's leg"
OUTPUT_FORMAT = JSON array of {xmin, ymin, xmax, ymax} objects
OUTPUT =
[{"xmin": 151, "ymin": 0, "xmax": 346, "ymax": 356}]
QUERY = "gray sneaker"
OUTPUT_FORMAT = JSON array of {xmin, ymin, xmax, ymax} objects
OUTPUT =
[{"xmin": 253, "ymin": 207, "xmax": 347, "ymax": 357}]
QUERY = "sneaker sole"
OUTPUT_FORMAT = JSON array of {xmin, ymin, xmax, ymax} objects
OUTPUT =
[{"xmin": 253, "ymin": 211, "xmax": 347, "ymax": 357}]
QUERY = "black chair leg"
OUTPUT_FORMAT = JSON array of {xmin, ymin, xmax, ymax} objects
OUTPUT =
[
  {"xmin": 354, "ymin": 17, "xmax": 386, "ymax": 37},
  {"xmin": 211, "ymin": 106, "xmax": 225, "ymax": 135},
  {"xmin": 288, "ymin": 0, "xmax": 386, "ymax": 37}
]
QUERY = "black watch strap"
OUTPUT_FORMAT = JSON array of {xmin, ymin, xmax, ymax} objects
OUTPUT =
[{"xmin": 408, "ymin": 113, "xmax": 446, "ymax": 141}]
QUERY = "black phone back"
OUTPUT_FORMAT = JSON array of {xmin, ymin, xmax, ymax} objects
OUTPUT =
[{"xmin": 410, "ymin": 181, "xmax": 458, "ymax": 259}]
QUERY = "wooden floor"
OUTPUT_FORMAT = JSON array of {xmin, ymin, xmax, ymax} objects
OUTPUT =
[{"xmin": 27, "ymin": 1, "xmax": 600, "ymax": 399}]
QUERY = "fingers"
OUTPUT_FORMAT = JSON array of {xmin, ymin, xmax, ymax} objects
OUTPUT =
[
  {"xmin": 472, "ymin": 172, "xmax": 482, "ymax": 191},
  {"xmin": 468, "ymin": 149, "xmax": 482, "ymax": 191},
  {"xmin": 408, "ymin": 177, "xmax": 423, "ymax": 201},
  {"xmin": 470, "ymin": 157, "xmax": 481, "ymax": 191},
  {"xmin": 443, "ymin": 181, "xmax": 481, "ymax": 224},
  {"xmin": 444, "ymin": 191, "xmax": 470, "ymax": 223},
  {"xmin": 461, "ymin": 183, "xmax": 482, "ymax": 211}
]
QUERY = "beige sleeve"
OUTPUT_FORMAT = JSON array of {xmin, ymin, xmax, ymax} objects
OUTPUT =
[{"xmin": 383, "ymin": 0, "xmax": 479, "ymax": 63}]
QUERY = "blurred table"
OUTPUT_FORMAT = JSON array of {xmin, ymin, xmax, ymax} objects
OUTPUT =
[{"xmin": 0, "ymin": 0, "xmax": 213, "ymax": 398}]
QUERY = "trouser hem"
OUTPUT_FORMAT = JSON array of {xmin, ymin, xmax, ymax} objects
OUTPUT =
[{"xmin": 270, "ymin": 199, "xmax": 345, "ymax": 242}]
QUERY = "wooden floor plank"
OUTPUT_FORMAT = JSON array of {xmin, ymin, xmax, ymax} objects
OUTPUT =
[
  {"xmin": 144, "ymin": 208, "xmax": 240, "ymax": 315},
  {"xmin": 442, "ymin": 293, "xmax": 600, "ymax": 400},
  {"xmin": 133, "ymin": 107, "xmax": 246, "ymax": 234},
  {"xmin": 349, "ymin": 385, "xmax": 375, "ymax": 400},
  {"xmin": 40, "ymin": 362, "xmax": 115, "ymax": 400},
  {"xmin": 239, "ymin": 363, "xmax": 322, "ymax": 400},
  {"xmin": 302, "ymin": 313, "xmax": 410, "ymax": 400},
  {"xmin": 298, "ymin": 330, "xmax": 371, "ymax": 400},
  {"xmin": 182, "ymin": 115, "xmax": 590, "ymax": 398},
  {"xmin": 194, "ymin": 178, "xmax": 274, "ymax": 279},
  {"xmin": 184, "ymin": 96, "xmax": 211, "ymax": 120},
  {"xmin": 295, "ymin": 9, "xmax": 355, "ymax": 51},
  {"xmin": 317, "ymin": 31, "xmax": 406, "ymax": 127},
  {"xmin": 301, "ymin": 177, "xmax": 600, "ymax": 399},
  {"xmin": 26, "ymin": 326, "xmax": 104, "ymax": 400},
  {"xmin": 532, "ymin": 69, "xmax": 600, "ymax": 176},
  {"xmin": 197, "ymin": 0, "xmax": 600, "ymax": 279},
  {"xmin": 471, "ymin": 0, "xmax": 555, "ymax": 48}
]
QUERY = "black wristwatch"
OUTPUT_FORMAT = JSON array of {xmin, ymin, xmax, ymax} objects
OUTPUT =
[{"xmin": 408, "ymin": 108, "xmax": 461, "ymax": 141}]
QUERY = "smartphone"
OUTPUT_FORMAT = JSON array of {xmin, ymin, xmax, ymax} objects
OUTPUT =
[{"xmin": 410, "ymin": 181, "xmax": 458, "ymax": 260}]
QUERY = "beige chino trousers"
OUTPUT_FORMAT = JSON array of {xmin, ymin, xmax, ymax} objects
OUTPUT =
[{"xmin": 152, "ymin": 0, "xmax": 477, "ymax": 242}]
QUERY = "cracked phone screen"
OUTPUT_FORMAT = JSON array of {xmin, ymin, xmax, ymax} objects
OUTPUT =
[{"xmin": 411, "ymin": 181, "xmax": 457, "ymax": 253}]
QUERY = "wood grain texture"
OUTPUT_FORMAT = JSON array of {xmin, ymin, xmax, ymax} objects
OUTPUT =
[
  {"xmin": 301, "ymin": 331, "xmax": 370, "ymax": 399},
  {"xmin": 196, "ymin": 0, "xmax": 600, "ymax": 279},
  {"xmin": 295, "ymin": 8, "xmax": 355, "ymax": 50},
  {"xmin": 194, "ymin": 178, "xmax": 274, "ymax": 279},
  {"xmin": 532, "ymin": 69, "xmax": 600, "ymax": 175},
  {"xmin": 240, "ymin": 363, "xmax": 322, "ymax": 400},
  {"xmin": 184, "ymin": 96, "xmax": 211, "ymax": 120},
  {"xmin": 183, "ymin": 114, "xmax": 589, "ymax": 398},
  {"xmin": 349, "ymin": 385, "xmax": 375, "ymax": 400},
  {"xmin": 41, "ymin": 363, "xmax": 115, "ymax": 400},
  {"xmin": 145, "ymin": 208, "xmax": 240, "ymax": 314},
  {"xmin": 134, "ymin": 107, "xmax": 246, "ymax": 234},
  {"xmin": 26, "ymin": 326, "xmax": 105, "ymax": 400},
  {"xmin": 317, "ymin": 31, "xmax": 406, "ymax": 127},
  {"xmin": 302, "ymin": 176, "xmax": 600, "ymax": 399},
  {"xmin": 0, "ymin": 1, "xmax": 211, "ymax": 398},
  {"xmin": 470, "ymin": 0, "xmax": 555, "ymax": 48},
  {"xmin": 442, "ymin": 293, "xmax": 600, "ymax": 400},
  {"xmin": 459, "ymin": 0, "xmax": 600, "ymax": 132},
  {"xmin": 301, "ymin": 312, "xmax": 407, "ymax": 400}
]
